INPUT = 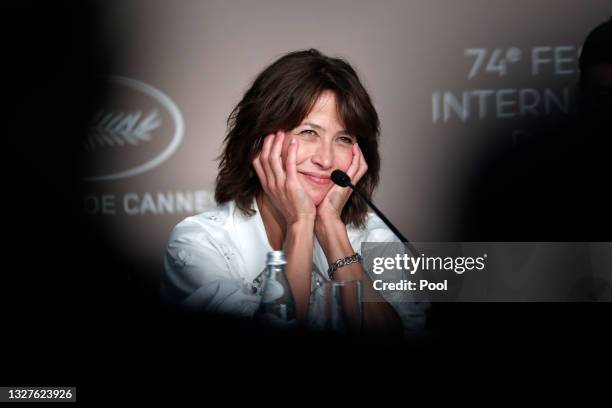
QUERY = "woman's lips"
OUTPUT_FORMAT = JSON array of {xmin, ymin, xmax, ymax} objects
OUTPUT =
[{"xmin": 299, "ymin": 172, "xmax": 331, "ymax": 185}]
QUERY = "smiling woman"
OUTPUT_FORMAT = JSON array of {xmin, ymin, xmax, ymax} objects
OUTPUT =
[
  {"xmin": 161, "ymin": 49, "xmax": 428, "ymax": 337},
  {"xmin": 216, "ymin": 49, "xmax": 381, "ymax": 228},
  {"xmin": 276, "ymin": 91, "xmax": 357, "ymax": 206}
]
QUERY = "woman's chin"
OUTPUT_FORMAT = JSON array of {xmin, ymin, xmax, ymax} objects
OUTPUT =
[
  {"xmin": 305, "ymin": 186, "xmax": 333, "ymax": 207},
  {"xmin": 309, "ymin": 193, "xmax": 325, "ymax": 207}
]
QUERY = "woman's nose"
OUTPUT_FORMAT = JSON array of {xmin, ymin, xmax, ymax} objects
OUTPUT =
[{"xmin": 311, "ymin": 141, "xmax": 333, "ymax": 169}]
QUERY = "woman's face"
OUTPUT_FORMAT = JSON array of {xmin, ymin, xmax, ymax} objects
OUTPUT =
[{"xmin": 280, "ymin": 90, "xmax": 356, "ymax": 206}]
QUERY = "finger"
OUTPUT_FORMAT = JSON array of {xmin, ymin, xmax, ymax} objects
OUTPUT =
[
  {"xmin": 270, "ymin": 131, "xmax": 286, "ymax": 187},
  {"xmin": 285, "ymin": 137, "xmax": 299, "ymax": 184},
  {"xmin": 344, "ymin": 142, "xmax": 360, "ymax": 181},
  {"xmin": 252, "ymin": 156, "xmax": 268, "ymax": 190},
  {"xmin": 259, "ymin": 133, "xmax": 276, "ymax": 189},
  {"xmin": 323, "ymin": 144, "xmax": 357, "ymax": 204},
  {"xmin": 353, "ymin": 143, "xmax": 368, "ymax": 184}
]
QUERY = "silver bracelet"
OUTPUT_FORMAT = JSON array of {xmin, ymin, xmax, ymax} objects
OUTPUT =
[{"xmin": 327, "ymin": 252, "xmax": 362, "ymax": 280}]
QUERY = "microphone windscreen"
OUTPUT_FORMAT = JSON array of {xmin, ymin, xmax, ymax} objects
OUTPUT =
[{"xmin": 331, "ymin": 169, "xmax": 351, "ymax": 187}]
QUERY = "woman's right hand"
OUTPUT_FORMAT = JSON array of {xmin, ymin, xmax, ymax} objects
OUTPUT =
[{"xmin": 252, "ymin": 131, "xmax": 316, "ymax": 225}]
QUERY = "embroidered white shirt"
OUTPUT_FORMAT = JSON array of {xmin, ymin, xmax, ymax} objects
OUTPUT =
[{"xmin": 162, "ymin": 197, "xmax": 427, "ymax": 332}]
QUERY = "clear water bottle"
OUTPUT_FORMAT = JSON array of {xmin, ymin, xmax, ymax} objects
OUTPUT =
[{"xmin": 254, "ymin": 251, "xmax": 297, "ymax": 329}]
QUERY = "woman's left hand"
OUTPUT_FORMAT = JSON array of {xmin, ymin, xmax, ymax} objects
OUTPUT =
[{"xmin": 315, "ymin": 142, "xmax": 368, "ymax": 225}]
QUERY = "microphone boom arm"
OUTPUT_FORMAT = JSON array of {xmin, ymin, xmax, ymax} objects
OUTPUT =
[{"xmin": 349, "ymin": 186, "xmax": 419, "ymax": 256}]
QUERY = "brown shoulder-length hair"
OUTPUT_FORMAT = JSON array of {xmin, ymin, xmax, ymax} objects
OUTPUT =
[{"xmin": 215, "ymin": 48, "xmax": 381, "ymax": 229}]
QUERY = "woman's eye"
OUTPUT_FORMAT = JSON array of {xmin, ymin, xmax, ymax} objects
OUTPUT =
[
  {"xmin": 300, "ymin": 129, "xmax": 317, "ymax": 136},
  {"xmin": 338, "ymin": 136, "xmax": 354, "ymax": 144}
]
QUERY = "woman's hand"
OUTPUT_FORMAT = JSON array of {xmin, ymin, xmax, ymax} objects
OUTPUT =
[
  {"xmin": 252, "ymin": 131, "xmax": 316, "ymax": 225},
  {"xmin": 315, "ymin": 142, "xmax": 368, "ymax": 225}
]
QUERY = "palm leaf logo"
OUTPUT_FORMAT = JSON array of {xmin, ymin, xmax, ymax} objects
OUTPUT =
[{"xmin": 84, "ymin": 109, "xmax": 161, "ymax": 150}]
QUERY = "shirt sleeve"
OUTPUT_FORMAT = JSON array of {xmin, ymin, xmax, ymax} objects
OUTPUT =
[{"xmin": 161, "ymin": 219, "xmax": 260, "ymax": 318}]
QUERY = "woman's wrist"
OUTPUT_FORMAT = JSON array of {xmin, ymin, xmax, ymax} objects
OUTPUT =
[
  {"xmin": 287, "ymin": 215, "xmax": 316, "ymax": 231},
  {"xmin": 315, "ymin": 217, "xmax": 353, "ymax": 259},
  {"xmin": 285, "ymin": 217, "xmax": 316, "ymax": 249},
  {"xmin": 314, "ymin": 212, "xmax": 342, "ymax": 231}
]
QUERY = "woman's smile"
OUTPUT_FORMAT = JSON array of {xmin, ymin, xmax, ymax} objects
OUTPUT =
[{"xmin": 299, "ymin": 171, "xmax": 331, "ymax": 186}]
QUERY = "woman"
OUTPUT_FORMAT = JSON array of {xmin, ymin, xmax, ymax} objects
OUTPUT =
[{"xmin": 162, "ymin": 49, "xmax": 427, "ymax": 336}]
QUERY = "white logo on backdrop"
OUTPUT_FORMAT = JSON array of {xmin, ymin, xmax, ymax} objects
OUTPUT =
[
  {"xmin": 82, "ymin": 76, "xmax": 184, "ymax": 181},
  {"xmin": 84, "ymin": 109, "xmax": 162, "ymax": 150},
  {"xmin": 431, "ymin": 45, "xmax": 581, "ymax": 124}
]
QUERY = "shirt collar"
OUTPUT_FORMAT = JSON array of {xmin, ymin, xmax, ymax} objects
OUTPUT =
[{"xmin": 233, "ymin": 197, "xmax": 274, "ymax": 283}]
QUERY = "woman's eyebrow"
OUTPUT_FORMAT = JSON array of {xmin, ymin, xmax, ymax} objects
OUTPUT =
[{"xmin": 301, "ymin": 122, "xmax": 350, "ymax": 134}]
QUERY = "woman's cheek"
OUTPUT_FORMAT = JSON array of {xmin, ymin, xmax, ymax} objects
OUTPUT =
[{"xmin": 336, "ymin": 148, "xmax": 354, "ymax": 172}]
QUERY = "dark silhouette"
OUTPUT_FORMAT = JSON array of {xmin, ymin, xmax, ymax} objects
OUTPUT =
[
  {"xmin": 427, "ymin": 18, "xmax": 612, "ymax": 340},
  {"xmin": 460, "ymin": 17, "xmax": 612, "ymax": 242}
]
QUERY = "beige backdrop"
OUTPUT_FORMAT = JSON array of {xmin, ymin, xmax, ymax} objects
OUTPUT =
[{"xmin": 82, "ymin": 0, "xmax": 611, "ymax": 287}]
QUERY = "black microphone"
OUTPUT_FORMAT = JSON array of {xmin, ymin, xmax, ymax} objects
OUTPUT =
[{"xmin": 331, "ymin": 169, "xmax": 418, "ymax": 256}]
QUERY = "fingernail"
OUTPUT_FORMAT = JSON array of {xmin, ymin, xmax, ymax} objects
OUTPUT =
[{"xmin": 290, "ymin": 138, "xmax": 296, "ymax": 145}]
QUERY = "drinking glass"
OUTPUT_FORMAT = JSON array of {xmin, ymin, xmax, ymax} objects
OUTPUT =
[{"xmin": 322, "ymin": 280, "xmax": 363, "ymax": 335}]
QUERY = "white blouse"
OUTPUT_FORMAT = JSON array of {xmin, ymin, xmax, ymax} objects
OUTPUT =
[{"xmin": 161, "ymin": 197, "xmax": 428, "ymax": 333}]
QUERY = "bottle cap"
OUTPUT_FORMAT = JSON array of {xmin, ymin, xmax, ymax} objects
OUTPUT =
[{"xmin": 266, "ymin": 250, "xmax": 287, "ymax": 266}]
